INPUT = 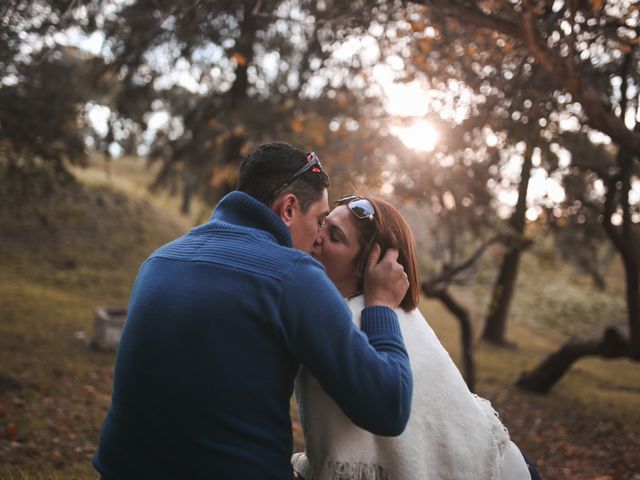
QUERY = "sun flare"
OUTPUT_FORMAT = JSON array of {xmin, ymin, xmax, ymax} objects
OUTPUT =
[{"xmin": 391, "ymin": 121, "xmax": 439, "ymax": 152}]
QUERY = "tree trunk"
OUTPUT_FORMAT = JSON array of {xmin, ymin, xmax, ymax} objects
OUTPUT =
[
  {"xmin": 482, "ymin": 144, "xmax": 534, "ymax": 345},
  {"xmin": 217, "ymin": 129, "xmax": 248, "ymax": 198},
  {"xmin": 517, "ymin": 153, "xmax": 640, "ymax": 393},
  {"xmin": 620, "ymin": 184, "xmax": 640, "ymax": 357},
  {"xmin": 626, "ymin": 258, "xmax": 640, "ymax": 358},
  {"xmin": 602, "ymin": 149, "xmax": 640, "ymax": 357},
  {"xmin": 181, "ymin": 170, "xmax": 196, "ymax": 215},
  {"xmin": 517, "ymin": 327, "xmax": 631, "ymax": 393},
  {"xmin": 426, "ymin": 288, "xmax": 476, "ymax": 392},
  {"xmin": 227, "ymin": 0, "xmax": 260, "ymax": 107},
  {"xmin": 482, "ymin": 251, "xmax": 523, "ymax": 345}
]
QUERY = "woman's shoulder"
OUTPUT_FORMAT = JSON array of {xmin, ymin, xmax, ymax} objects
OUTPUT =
[
  {"xmin": 345, "ymin": 296, "xmax": 425, "ymax": 318},
  {"xmin": 345, "ymin": 297, "xmax": 430, "ymax": 326},
  {"xmin": 397, "ymin": 306, "xmax": 433, "ymax": 331}
]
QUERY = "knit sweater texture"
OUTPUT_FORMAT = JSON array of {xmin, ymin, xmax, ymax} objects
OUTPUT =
[
  {"xmin": 93, "ymin": 191, "xmax": 412, "ymax": 480},
  {"xmin": 293, "ymin": 295, "xmax": 530, "ymax": 480}
]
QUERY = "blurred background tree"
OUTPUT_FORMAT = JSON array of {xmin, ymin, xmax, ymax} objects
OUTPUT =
[
  {"xmin": 75, "ymin": 0, "xmax": 414, "ymax": 213},
  {"xmin": 1, "ymin": 0, "xmax": 638, "ymax": 392},
  {"xmin": 3, "ymin": 2, "xmax": 640, "ymax": 477},
  {"xmin": 382, "ymin": 0, "xmax": 640, "ymax": 390},
  {"xmin": 0, "ymin": 0, "xmax": 107, "ymax": 199}
]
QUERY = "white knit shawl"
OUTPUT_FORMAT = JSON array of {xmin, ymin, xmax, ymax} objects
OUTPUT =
[{"xmin": 293, "ymin": 296, "xmax": 513, "ymax": 480}]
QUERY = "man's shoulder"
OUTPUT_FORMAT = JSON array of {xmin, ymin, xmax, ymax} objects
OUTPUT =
[{"xmin": 148, "ymin": 225, "xmax": 323, "ymax": 279}]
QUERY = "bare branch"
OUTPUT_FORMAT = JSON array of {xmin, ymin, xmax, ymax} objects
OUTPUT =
[
  {"xmin": 407, "ymin": 0, "xmax": 522, "ymax": 39},
  {"xmin": 519, "ymin": 0, "xmax": 640, "ymax": 153},
  {"xmin": 422, "ymin": 234, "xmax": 504, "ymax": 294},
  {"xmin": 406, "ymin": 0, "xmax": 640, "ymax": 153}
]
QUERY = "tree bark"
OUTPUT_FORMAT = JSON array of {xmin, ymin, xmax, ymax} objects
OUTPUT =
[
  {"xmin": 482, "ymin": 144, "xmax": 534, "ymax": 345},
  {"xmin": 602, "ymin": 150, "xmax": 640, "ymax": 357},
  {"xmin": 482, "ymin": 250, "xmax": 522, "ymax": 344},
  {"xmin": 227, "ymin": 0, "xmax": 260, "ymax": 107},
  {"xmin": 517, "ymin": 327, "xmax": 631, "ymax": 393},
  {"xmin": 180, "ymin": 169, "xmax": 195, "ymax": 215},
  {"xmin": 625, "ymin": 256, "xmax": 640, "ymax": 358},
  {"xmin": 618, "ymin": 157, "xmax": 640, "ymax": 357},
  {"xmin": 423, "ymin": 286, "xmax": 476, "ymax": 392},
  {"xmin": 619, "ymin": 149, "xmax": 640, "ymax": 357}
]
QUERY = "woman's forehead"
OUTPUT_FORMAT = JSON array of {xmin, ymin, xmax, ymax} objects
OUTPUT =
[
  {"xmin": 327, "ymin": 205, "xmax": 357, "ymax": 229},
  {"xmin": 327, "ymin": 204, "xmax": 350, "ymax": 222},
  {"xmin": 327, "ymin": 205, "xmax": 361, "ymax": 246}
]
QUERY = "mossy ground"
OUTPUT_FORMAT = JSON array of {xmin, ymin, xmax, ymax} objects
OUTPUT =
[{"xmin": 1, "ymin": 158, "xmax": 638, "ymax": 479}]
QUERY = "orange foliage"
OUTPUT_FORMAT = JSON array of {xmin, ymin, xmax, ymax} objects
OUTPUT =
[
  {"xmin": 409, "ymin": 20, "xmax": 427, "ymax": 33},
  {"xmin": 210, "ymin": 164, "xmax": 238, "ymax": 189},
  {"xmin": 336, "ymin": 92, "xmax": 349, "ymax": 109},
  {"xmin": 290, "ymin": 116, "xmax": 305, "ymax": 134},
  {"xmin": 589, "ymin": 0, "xmax": 606, "ymax": 15},
  {"xmin": 418, "ymin": 38, "xmax": 432, "ymax": 53},
  {"xmin": 232, "ymin": 52, "xmax": 248, "ymax": 65}
]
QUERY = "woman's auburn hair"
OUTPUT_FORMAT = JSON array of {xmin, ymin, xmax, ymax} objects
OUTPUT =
[{"xmin": 349, "ymin": 194, "xmax": 421, "ymax": 312}]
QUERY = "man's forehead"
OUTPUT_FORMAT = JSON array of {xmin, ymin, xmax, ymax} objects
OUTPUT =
[{"xmin": 313, "ymin": 189, "xmax": 330, "ymax": 215}]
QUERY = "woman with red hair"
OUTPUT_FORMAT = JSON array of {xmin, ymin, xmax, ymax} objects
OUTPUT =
[{"xmin": 293, "ymin": 194, "xmax": 538, "ymax": 480}]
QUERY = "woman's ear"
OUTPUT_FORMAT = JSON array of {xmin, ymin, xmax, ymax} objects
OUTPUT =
[{"xmin": 273, "ymin": 193, "xmax": 297, "ymax": 226}]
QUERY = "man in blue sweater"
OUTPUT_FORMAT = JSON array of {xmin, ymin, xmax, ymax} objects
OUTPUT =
[{"xmin": 94, "ymin": 142, "xmax": 413, "ymax": 479}]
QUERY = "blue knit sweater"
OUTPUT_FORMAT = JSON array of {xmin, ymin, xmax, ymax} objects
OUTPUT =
[{"xmin": 94, "ymin": 191, "xmax": 412, "ymax": 480}]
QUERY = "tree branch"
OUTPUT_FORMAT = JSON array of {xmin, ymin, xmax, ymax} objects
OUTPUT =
[
  {"xmin": 517, "ymin": 327, "xmax": 632, "ymax": 393},
  {"xmin": 519, "ymin": 0, "xmax": 640, "ymax": 153},
  {"xmin": 407, "ymin": 0, "xmax": 522, "ymax": 39},
  {"xmin": 422, "ymin": 234, "xmax": 503, "ymax": 294},
  {"xmin": 406, "ymin": 0, "xmax": 640, "ymax": 153}
]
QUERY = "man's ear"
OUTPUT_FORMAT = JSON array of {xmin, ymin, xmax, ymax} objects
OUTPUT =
[{"xmin": 272, "ymin": 193, "xmax": 297, "ymax": 226}]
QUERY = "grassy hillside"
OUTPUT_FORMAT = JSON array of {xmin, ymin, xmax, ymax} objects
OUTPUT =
[
  {"xmin": 0, "ymin": 166, "xmax": 189, "ymax": 478},
  {"xmin": 0, "ymin": 158, "xmax": 639, "ymax": 479}
]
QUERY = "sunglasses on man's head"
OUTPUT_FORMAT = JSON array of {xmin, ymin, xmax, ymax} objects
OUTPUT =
[
  {"xmin": 271, "ymin": 152, "xmax": 323, "ymax": 198},
  {"xmin": 336, "ymin": 195, "xmax": 375, "ymax": 221}
]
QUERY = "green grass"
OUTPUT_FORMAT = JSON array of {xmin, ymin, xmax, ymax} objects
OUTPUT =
[{"xmin": 1, "ymin": 157, "xmax": 639, "ymax": 478}]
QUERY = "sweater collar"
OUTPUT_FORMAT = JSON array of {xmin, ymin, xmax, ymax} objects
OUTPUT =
[{"xmin": 209, "ymin": 191, "xmax": 293, "ymax": 247}]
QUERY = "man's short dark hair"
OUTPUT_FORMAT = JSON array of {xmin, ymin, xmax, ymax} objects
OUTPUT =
[{"xmin": 237, "ymin": 142, "xmax": 330, "ymax": 212}]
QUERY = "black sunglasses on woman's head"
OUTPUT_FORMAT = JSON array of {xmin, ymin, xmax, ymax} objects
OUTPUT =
[{"xmin": 336, "ymin": 195, "xmax": 375, "ymax": 222}]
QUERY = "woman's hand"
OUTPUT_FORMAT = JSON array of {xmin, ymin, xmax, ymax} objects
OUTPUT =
[{"xmin": 363, "ymin": 243, "xmax": 409, "ymax": 309}]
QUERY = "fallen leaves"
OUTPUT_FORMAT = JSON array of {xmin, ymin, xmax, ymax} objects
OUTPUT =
[
  {"xmin": 487, "ymin": 388, "xmax": 640, "ymax": 480},
  {"xmin": 5, "ymin": 422, "xmax": 18, "ymax": 440},
  {"xmin": 0, "ymin": 402, "xmax": 19, "ymax": 441}
]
